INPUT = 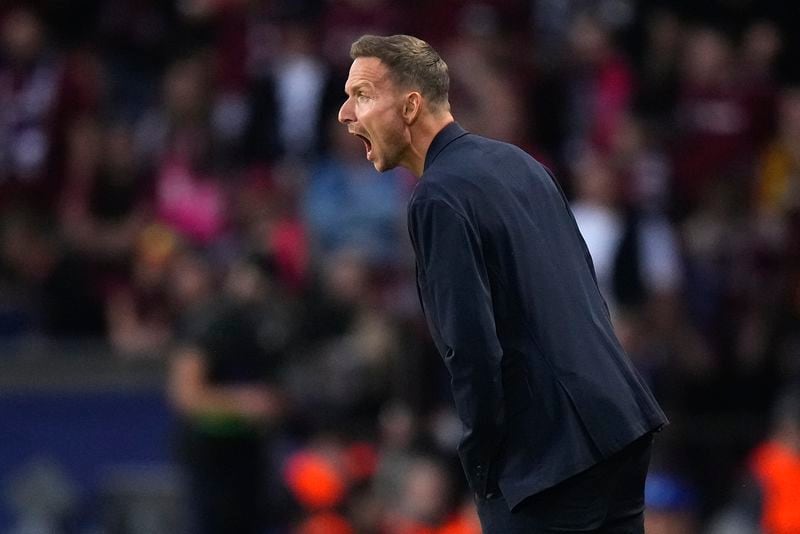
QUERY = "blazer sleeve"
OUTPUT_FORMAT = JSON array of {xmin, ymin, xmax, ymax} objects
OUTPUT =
[{"xmin": 408, "ymin": 197, "xmax": 505, "ymax": 496}]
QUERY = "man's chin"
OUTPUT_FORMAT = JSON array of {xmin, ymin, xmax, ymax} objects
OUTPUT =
[
  {"xmin": 373, "ymin": 154, "xmax": 404, "ymax": 172},
  {"xmin": 372, "ymin": 159, "xmax": 391, "ymax": 172}
]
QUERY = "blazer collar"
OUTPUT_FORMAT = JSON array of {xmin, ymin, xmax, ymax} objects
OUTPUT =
[{"xmin": 424, "ymin": 121, "xmax": 468, "ymax": 172}]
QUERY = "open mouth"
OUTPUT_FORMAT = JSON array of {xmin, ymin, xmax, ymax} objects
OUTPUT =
[{"xmin": 354, "ymin": 133, "xmax": 373, "ymax": 159}]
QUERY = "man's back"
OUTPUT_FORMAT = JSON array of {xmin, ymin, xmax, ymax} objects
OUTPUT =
[{"xmin": 408, "ymin": 122, "xmax": 667, "ymax": 509}]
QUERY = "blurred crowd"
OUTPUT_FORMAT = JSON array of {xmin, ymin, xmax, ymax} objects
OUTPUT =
[{"xmin": 1, "ymin": 0, "xmax": 800, "ymax": 533}]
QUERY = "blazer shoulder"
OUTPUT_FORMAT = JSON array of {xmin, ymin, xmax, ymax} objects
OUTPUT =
[
  {"xmin": 441, "ymin": 134, "xmax": 537, "ymax": 173},
  {"xmin": 426, "ymin": 135, "xmax": 547, "ymax": 188},
  {"xmin": 420, "ymin": 138, "xmax": 491, "ymax": 190}
]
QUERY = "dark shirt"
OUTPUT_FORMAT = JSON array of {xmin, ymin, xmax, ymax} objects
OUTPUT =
[
  {"xmin": 180, "ymin": 300, "xmax": 281, "ymax": 386},
  {"xmin": 176, "ymin": 299, "xmax": 285, "ymax": 437}
]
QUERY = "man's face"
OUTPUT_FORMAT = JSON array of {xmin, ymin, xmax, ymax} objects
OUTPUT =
[{"xmin": 338, "ymin": 57, "xmax": 410, "ymax": 172}]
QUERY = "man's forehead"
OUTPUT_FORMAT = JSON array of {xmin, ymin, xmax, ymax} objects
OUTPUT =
[{"xmin": 345, "ymin": 57, "xmax": 391, "ymax": 91}]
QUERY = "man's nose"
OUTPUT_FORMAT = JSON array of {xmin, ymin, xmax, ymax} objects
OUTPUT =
[{"xmin": 338, "ymin": 99, "xmax": 354, "ymax": 124}]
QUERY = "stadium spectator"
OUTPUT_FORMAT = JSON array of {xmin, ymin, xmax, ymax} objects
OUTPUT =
[
  {"xmin": 755, "ymin": 85, "xmax": 800, "ymax": 223},
  {"xmin": 167, "ymin": 254, "xmax": 291, "ymax": 534},
  {"xmin": 708, "ymin": 386, "xmax": 800, "ymax": 534},
  {"xmin": 0, "ymin": 5, "xmax": 101, "ymax": 213},
  {"xmin": 304, "ymin": 118, "xmax": 409, "ymax": 267},
  {"xmin": 671, "ymin": 25, "xmax": 757, "ymax": 216},
  {"xmin": 570, "ymin": 148, "xmax": 682, "ymax": 317},
  {"xmin": 141, "ymin": 53, "xmax": 231, "ymax": 247},
  {"xmin": 563, "ymin": 11, "xmax": 634, "ymax": 159}
]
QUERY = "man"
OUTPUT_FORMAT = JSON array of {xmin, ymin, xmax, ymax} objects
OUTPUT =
[
  {"xmin": 168, "ymin": 256, "xmax": 288, "ymax": 534},
  {"xmin": 338, "ymin": 34, "xmax": 668, "ymax": 533}
]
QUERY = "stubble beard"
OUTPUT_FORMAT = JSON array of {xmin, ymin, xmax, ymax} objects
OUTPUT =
[{"xmin": 373, "ymin": 123, "xmax": 410, "ymax": 173}]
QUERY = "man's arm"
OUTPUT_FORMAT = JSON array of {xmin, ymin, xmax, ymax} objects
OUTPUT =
[
  {"xmin": 167, "ymin": 346, "xmax": 283, "ymax": 422},
  {"xmin": 409, "ymin": 197, "xmax": 505, "ymax": 497}
]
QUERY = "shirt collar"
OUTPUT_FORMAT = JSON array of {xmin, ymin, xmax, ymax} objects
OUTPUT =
[{"xmin": 423, "ymin": 121, "xmax": 468, "ymax": 172}]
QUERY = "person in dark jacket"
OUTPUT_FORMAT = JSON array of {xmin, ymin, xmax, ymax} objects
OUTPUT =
[{"xmin": 338, "ymin": 34, "xmax": 668, "ymax": 533}]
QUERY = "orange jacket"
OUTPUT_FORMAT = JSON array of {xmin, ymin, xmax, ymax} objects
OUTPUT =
[{"xmin": 750, "ymin": 440, "xmax": 800, "ymax": 534}]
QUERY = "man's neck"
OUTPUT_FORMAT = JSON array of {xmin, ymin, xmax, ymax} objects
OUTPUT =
[{"xmin": 405, "ymin": 112, "xmax": 455, "ymax": 178}]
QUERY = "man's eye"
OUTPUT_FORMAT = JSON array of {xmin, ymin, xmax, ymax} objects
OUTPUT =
[{"xmin": 357, "ymin": 93, "xmax": 370, "ymax": 102}]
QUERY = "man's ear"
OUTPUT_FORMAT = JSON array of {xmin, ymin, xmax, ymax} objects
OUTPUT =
[{"xmin": 402, "ymin": 92, "xmax": 422, "ymax": 125}]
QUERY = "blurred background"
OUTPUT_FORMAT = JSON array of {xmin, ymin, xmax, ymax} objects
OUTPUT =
[{"xmin": 1, "ymin": 0, "xmax": 799, "ymax": 533}]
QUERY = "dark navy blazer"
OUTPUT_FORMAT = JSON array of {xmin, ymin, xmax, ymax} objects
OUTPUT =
[{"xmin": 407, "ymin": 122, "xmax": 668, "ymax": 510}]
